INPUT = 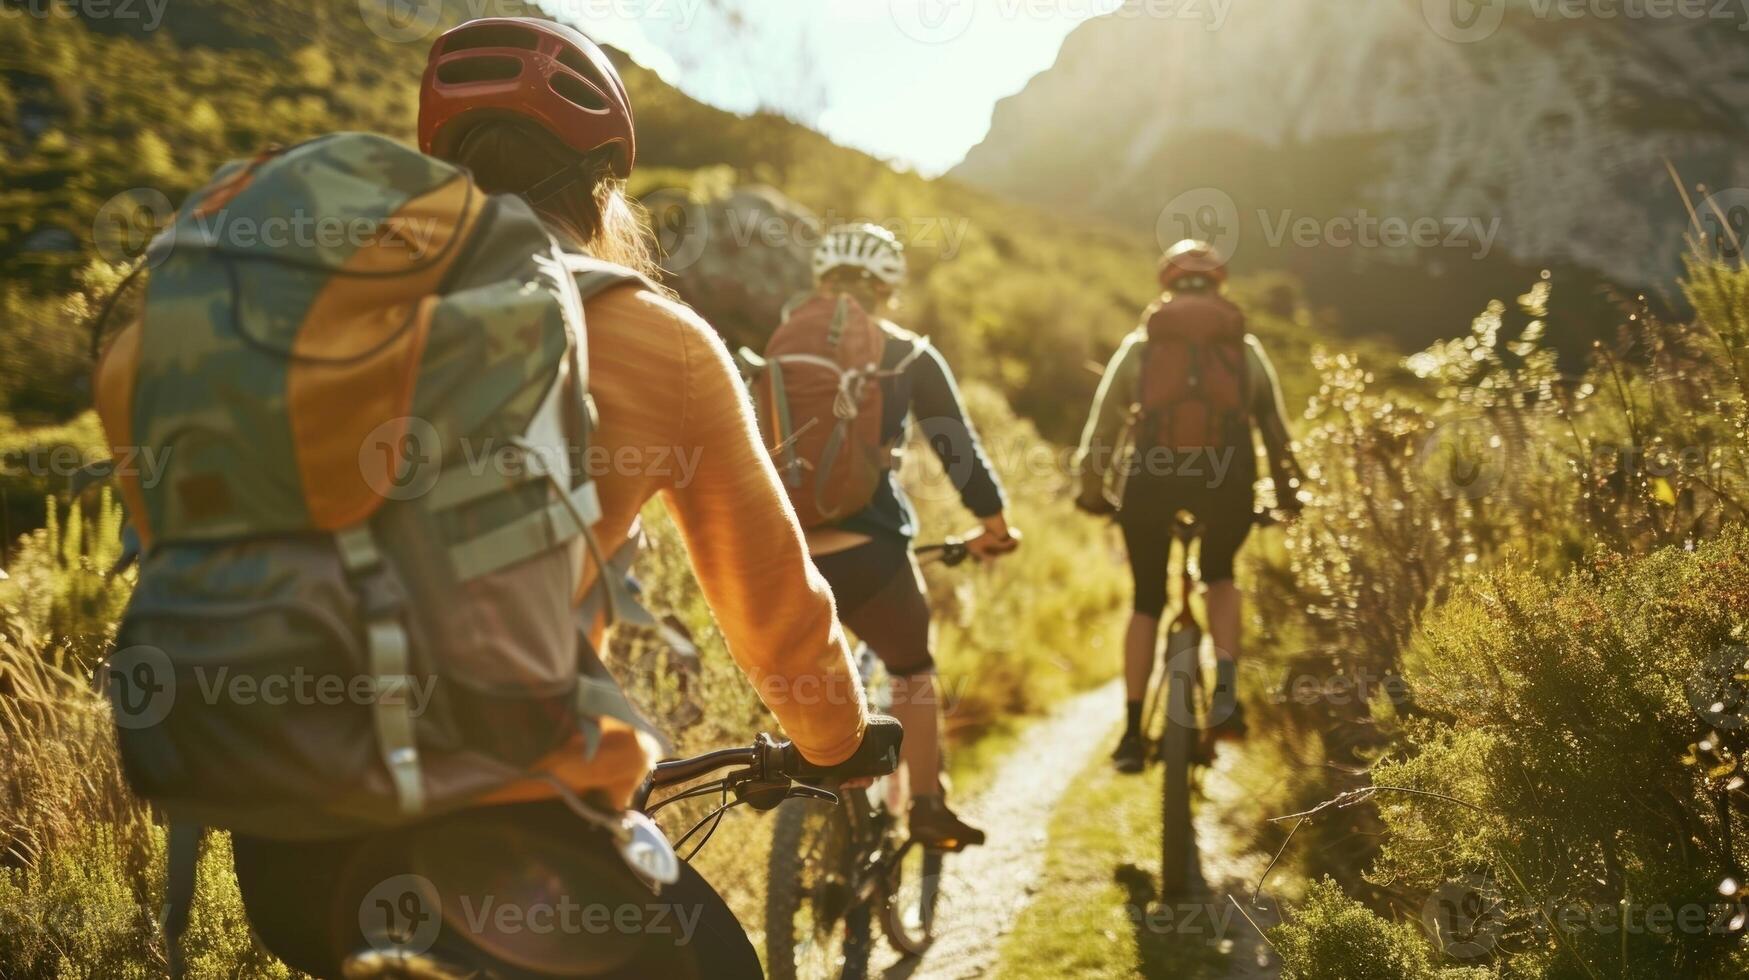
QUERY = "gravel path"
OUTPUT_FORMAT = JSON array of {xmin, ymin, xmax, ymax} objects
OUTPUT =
[
  {"xmin": 872, "ymin": 680, "xmax": 1124, "ymax": 980},
  {"xmin": 1192, "ymin": 747, "xmax": 1284, "ymax": 979}
]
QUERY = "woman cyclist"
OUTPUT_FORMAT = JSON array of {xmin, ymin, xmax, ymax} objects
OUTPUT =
[
  {"xmin": 229, "ymin": 18, "xmax": 882, "ymax": 978},
  {"xmin": 1073, "ymin": 240, "xmax": 1304, "ymax": 774},
  {"xmin": 797, "ymin": 224, "xmax": 1020, "ymax": 850}
]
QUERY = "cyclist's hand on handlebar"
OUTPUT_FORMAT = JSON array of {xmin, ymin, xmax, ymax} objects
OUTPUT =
[
  {"xmin": 783, "ymin": 714, "xmax": 903, "ymax": 784},
  {"xmin": 964, "ymin": 515, "xmax": 1020, "ymax": 561}
]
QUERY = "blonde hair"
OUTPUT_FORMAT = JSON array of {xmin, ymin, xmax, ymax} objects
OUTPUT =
[{"xmin": 447, "ymin": 118, "xmax": 664, "ymax": 283}]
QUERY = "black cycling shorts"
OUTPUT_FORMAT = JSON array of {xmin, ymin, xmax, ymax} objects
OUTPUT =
[
  {"xmin": 1119, "ymin": 471, "xmax": 1254, "ymax": 618},
  {"xmin": 811, "ymin": 537, "xmax": 935, "ymax": 677}
]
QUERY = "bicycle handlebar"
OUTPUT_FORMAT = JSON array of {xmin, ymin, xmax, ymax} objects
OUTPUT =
[
  {"xmin": 914, "ymin": 539, "xmax": 972, "ymax": 567},
  {"xmin": 634, "ymin": 717, "xmax": 904, "ymax": 812},
  {"xmin": 646, "ymin": 745, "xmax": 760, "ymax": 791}
]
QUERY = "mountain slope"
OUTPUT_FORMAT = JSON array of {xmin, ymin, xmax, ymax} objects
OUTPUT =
[
  {"xmin": 953, "ymin": 2, "xmax": 1749, "ymax": 345},
  {"xmin": 2, "ymin": 0, "xmax": 1356, "ymax": 444}
]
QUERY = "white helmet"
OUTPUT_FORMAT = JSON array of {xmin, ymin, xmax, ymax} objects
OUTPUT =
[{"xmin": 812, "ymin": 223, "xmax": 907, "ymax": 287}]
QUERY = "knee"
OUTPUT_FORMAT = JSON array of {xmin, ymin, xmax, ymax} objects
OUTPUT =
[
  {"xmin": 1204, "ymin": 578, "xmax": 1240, "ymax": 598},
  {"xmin": 884, "ymin": 654, "xmax": 937, "ymax": 679}
]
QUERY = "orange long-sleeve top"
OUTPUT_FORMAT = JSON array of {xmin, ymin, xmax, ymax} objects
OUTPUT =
[{"xmin": 482, "ymin": 284, "xmax": 868, "ymax": 809}]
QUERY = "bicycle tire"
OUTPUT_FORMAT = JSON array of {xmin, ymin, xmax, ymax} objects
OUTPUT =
[
  {"xmin": 1160, "ymin": 655, "xmax": 1197, "ymax": 897},
  {"xmin": 766, "ymin": 798, "xmax": 872, "ymax": 980},
  {"xmin": 882, "ymin": 842, "xmax": 942, "ymax": 956}
]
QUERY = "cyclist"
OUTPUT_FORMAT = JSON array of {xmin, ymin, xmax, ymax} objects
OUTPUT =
[
  {"xmin": 228, "ymin": 19, "xmax": 886, "ymax": 978},
  {"xmin": 1073, "ymin": 240, "xmax": 1304, "ymax": 774},
  {"xmin": 797, "ymin": 223, "xmax": 1020, "ymax": 850}
]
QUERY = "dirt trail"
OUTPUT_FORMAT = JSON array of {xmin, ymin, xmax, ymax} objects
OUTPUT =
[
  {"xmin": 870, "ymin": 679, "xmax": 1283, "ymax": 980},
  {"xmin": 873, "ymin": 680, "xmax": 1122, "ymax": 979}
]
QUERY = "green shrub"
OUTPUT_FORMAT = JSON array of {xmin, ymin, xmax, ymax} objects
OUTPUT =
[
  {"xmin": 0, "ymin": 822, "xmax": 158, "ymax": 980},
  {"xmin": 1364, "ymin": 529, "xmax": 1749, "ymax": 979},
  {"xmin": 907, "ymin": 381, "xmax": 1130, "ymax": 737},
  {"xmin": 1273, "ymin": 878, "xmax": 1446, "ymax": 980}
]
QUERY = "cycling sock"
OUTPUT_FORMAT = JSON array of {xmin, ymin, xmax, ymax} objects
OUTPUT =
[{"xmin": 1125, "ymin": 700, "xmax": 1143, "ymax": 738}]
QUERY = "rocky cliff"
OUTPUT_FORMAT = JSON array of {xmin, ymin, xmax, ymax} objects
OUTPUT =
[{"xmin": 953, "ymin": 1, "xmax": 1749, "ymax": 343}]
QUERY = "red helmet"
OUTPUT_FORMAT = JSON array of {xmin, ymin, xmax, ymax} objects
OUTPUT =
[
  {"xmin": 418, "ymin": 17, "xmax": 635, "ymax": 178},
  {"xmin": 1158, "ymin": 239, "xmax": 1228, "ymax": 290}
]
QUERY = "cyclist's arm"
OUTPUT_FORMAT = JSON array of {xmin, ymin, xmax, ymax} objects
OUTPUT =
[
  {"xmin": 661, "ymin": 297, "xmax": 868, "ymax": 767},
  {"xmin": 1072, "ymin": 331, "xmax": 1144, "ymax": 507},
  {"xmin": 907, "ymin": 341, "xmax": 1007, "ymax": 522},
  {"xmin": 1246, "ymin": 337, "xmax": 1305, "ymax": 508}
]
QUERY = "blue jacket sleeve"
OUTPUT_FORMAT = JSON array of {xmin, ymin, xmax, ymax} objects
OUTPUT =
[{"xmin": 905, "ymin": 343, "xmax": 1007, "ymax": 519}]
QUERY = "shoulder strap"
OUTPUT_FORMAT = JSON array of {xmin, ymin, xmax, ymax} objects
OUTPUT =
[
  {"xmin": 886, "ymin": 335, "xmax": 931, "ymax": 378},
  {"xmin": 559, "ymin": 251, "xmax": 661, "ymax": 301}
]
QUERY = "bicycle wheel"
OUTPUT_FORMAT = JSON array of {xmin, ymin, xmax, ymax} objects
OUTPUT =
[
  {"xmin": 767, "ymin": 798, "xmax": 873, "ymax": 980},
  {"xmin": 882, "ymin": 840, "xmax": 943, "ymax": 956},
  {"xmin": 1160, "ymin": 626, "xmax": 1199, "ymax": 896}
]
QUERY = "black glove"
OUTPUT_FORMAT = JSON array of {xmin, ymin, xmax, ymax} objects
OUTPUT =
[{"xmin": 782, "ymin": 715, "xmax": 903, "ymax": 783}]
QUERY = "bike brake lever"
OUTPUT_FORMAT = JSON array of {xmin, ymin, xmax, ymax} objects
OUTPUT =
[
  {"xmin": 735, "ymin": 777, "xmax": 795, "ymax": 812},
  {"xmin": 786, "ymin": 785, "xmax": 839, "ymax": 806}
]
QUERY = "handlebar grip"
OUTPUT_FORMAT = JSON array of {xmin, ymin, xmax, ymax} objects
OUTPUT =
[{"xmin": 781, "ymin": 715, "xmax": 904, "ymax": 782}]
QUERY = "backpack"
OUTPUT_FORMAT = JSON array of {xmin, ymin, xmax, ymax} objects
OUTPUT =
[
  {"xmin": 1137, "ymin": 292, "xmax": 1252, "ymax": 456},
  {"xmin": 92, "ymin": 133, "xmax": 660, "ymax": 847},
  {"xmin": 748, "ymin": 294, "xmax": 923, "ymax": 528}
]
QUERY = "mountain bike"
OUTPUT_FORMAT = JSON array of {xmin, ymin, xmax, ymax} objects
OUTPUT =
[
  {"xmin": 1142, "ymin": 512, "xmax": 1274, "ymax": 896},
  {"xmin": 764, "ymin": 539, "xmax": 971, "ymax": 980}
]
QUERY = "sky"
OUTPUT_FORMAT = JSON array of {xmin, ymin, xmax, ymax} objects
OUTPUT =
[{"xmin": 536, "ymin": 0, "xmax": 1111, "ymax": 176}]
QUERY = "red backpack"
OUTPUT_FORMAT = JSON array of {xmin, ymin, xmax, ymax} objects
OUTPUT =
[
  {"xmin": 750, "ymin": 294, "xmax": 921, "ymax": 527},
  {"xmin": 1137, "ymin": 292, "xmax": 1252, "ymax": 453}
]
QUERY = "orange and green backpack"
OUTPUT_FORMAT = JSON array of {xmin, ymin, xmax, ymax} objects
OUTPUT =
[{"xmin": 90, "ymin": 132, "xmax": 661, "ymax": 968}]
